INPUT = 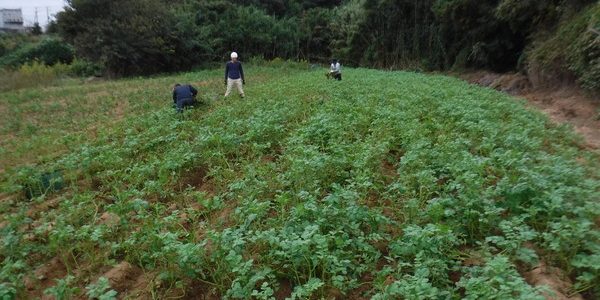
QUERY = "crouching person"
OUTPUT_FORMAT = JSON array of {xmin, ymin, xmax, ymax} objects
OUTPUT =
[
  {"xmin": 172, "ymin": 83, "xmax": 198, "ymax": 113},
  {"xmin": 326, "ymin": 59, "xmax": 342, "ymax": 80}
]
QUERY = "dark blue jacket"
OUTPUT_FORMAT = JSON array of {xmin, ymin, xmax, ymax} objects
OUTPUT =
[
  {"xmin": 225, "ymin": 61, "xmax": 244, "ymax": 81},
  {"xmin": 172, "ymin": 85, "xmax": 198, "ymax": 103}
]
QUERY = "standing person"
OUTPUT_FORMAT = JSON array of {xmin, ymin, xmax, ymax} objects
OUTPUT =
[
  {"xmin": 172, "ymin": 83, "xmax": 198, "ymax": 113},
  {"xmin": 224, "ymin": 52, "xmax": 245, "ymax": 98},
  {"xmin": 328, "ymin": 59, "xmax": 342, "ymax": 81}
]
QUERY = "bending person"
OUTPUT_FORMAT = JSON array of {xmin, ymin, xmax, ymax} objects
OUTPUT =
[
  {"xmin": 172, "ymin": 83, "xmax": 198, "ymax": 113},
  {"xmin": 328, "ymin": 59, "xmax": 342, "ymax": 80}
]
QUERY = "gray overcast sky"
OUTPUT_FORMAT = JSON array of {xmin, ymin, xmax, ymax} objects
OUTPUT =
[{"xmin": 0, "ymin": 0, "xmax": 66, "ymax": 27}]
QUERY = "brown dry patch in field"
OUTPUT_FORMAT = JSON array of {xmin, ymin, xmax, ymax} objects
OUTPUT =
[
  {"xmin": 262, "ymin": 154, "xmax": 278, "ymax": 163},
  {"xmin": 86, "ymin": 90, "xmax": 111, "ymax": 101},
  {"xmin": 346, "ymin": 272, "xmax": 375, "ymax": 300},
  {"xmin": 113, "ymin": 86, "xmax": 145, "ymax": 97},
  {"xmin": 98, "ymin": 261, "xmax": 147, "ymax": 297},
  {"xmin": 0, "ymin": 192, "xmax": 13, "ymax": 203},
  {"xmin": 524, "ymin": 261, "xmax": 583, "ymax": 300},
  {"xmin": 177, "ymin": 209, "xmax": 197, "ymax": 232},
  {"xmin": 462, "ymin": 72, "xmax": 600, "ymax": 149},
  {"xmin": 191, "ymin": 200, "xmax": 236, "ymax": 242},
  {"xmin": 26, "ymin": 196, "xmax": 60, "ymax": 219},
  {"xmin": 361, "ymin": 192, "xmax": 379, "ymax": 208},
  {"xmin": 467, "ymin": 72, "xmax": 532, "ymax": 95},
  {"xmin": 0, "ymin": 100, "xmax": 8, "ymax": 116},
  {"xmin": 87, "ymin": 124, "xmax": 100, "ymax": 139},
  {"xmin": 524, "ymin": 88, "xmax": 600, "ymax": 149},
  {"xmin": 98, "ymin": 211, "xmax": 121, "ymax": 227},
  {"xmin": 210, "ymin": 203, "xmax": 236, "ymax": 229},
  {"xmin": 112, "ymin": 100, "xmax": 128, "ymax": 119},
  {"xmin": 381, "ymin": 149, "xmax": 403, "ymax": 184},
  {"xmin": 197, "ymin": 177, "xmax": 219, "ymax": 197},
  {"xmin": 180, "ymin": 280, "xmax": 220, "ymax": 300},
  {"xmin": 180, "ymin": 166, "xmax": 209, "ymax": 191},
  {"xmin": 381, "ymin": 159, "xmax": 396, "ymax": 180},
  {"xmin": 23, "ymin": 256, "xmax": 68, "ymax": 300},
  {"xmin": 194, "ymin": 81, "xmax": 212, "ymax": 87},
  {"xmin": 121, "ymin": 273, "xmax": 154, "ymax": 299},
  {"xmin": 449, "ymin": 269, "xmax": 462, "ymax": 284},
  {"xmin": 272, "ymin": 279, "xmax": 293, "ymax": 300},
  {"xmin": 50, "ymin": 97, "xmax": 69, "ymax": 109}
]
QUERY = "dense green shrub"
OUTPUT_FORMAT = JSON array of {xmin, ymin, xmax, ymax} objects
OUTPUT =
[
  {"xmin": 0, "ymin": 38, "xmax": 73, "ymax": 68},
  {"xmin": 68, "ymin": 59, "xmax": 103, "ymax": 77},
  {"xmin": 0, "ymin": 33, "xmax": 32, "ymax": 58},
  {"xmin": 56, "ymin": 0, "xmax": 190, "ymax": 76}
]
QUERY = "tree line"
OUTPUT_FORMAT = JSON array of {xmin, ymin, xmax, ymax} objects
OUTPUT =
[{"xmin": 40, "ymin": 0, "xmax": 598, "ymax": 92}]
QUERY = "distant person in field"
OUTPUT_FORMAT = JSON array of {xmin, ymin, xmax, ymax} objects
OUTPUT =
[
  {"xmin": 172, "ymin": 83, "xmax": 198, "ymax": 113},
  {"xmin": 327, "ymin": 59, "xmax": 342, "ymax": 80},
  {"xmin": 224, "ymin": 52, "xmax": 245, "ymax": 98}
]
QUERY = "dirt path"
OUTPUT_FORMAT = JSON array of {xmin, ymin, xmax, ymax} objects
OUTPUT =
[{"xmin": 460, "ymin": 72, "xmax": 600, "ymax": 149}]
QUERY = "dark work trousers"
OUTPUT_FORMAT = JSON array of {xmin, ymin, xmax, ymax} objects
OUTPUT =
[{"xmin": 176, "ymin": 98, "xmax": 197, "ymax": 113}]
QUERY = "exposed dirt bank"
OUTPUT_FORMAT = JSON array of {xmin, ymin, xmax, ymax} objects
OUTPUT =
[{"xmin": 460, "ymin": 72, "xmax": 599, "ymax": 149}]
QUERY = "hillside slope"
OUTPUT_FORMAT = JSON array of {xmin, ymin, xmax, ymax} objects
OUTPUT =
[{"xmin": 1, "ymin": 67, "xmax": 599, "ymax": 299}]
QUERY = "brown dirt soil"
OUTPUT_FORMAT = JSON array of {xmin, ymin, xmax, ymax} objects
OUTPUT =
[
  {"xmin": 98, "ymin": 211, "xmax": 121, "ymax": 227},
  {"xmin": 210, "ymin": 203, "xmax": 236, "ymax": 229},
  {"xmin": 98, "ymin": 261, "xmax": 152, "ymax": 299},
  {"xmin": 381, "ymin": 159, "xmax": 397, "ymax": 180},
  {"xmin": 524, "ymin": 261, "xmax": 583, "ymax": 300},
  {"xmin": 274, "ymin": 279, "xmax": 293, "ymax": 300},
  {"xmin": 123, "ymin": 274, "xmax": 153, "ymax": 299},
  {"xmin": 102, "ymin": 261, "xmax": 140, "ymax": 290},
  {"xmin": 26, "ymin": 196, "xmax": 60, "ymax": 219},
  {"xmin": 461, "ymin": 72, "xmax": 600, "ymax": 149},
  {"xmin": 177, "ymin": 279, "xmax": 221, "ymax": 300},
  {"xmin": 524, "ymin": 88, "xmax": 600, "ymax": 149},
  {"xmin": 180, "ymin": 166, "xmax": 208, "ymax": 191},
  {"xmin": 346, "ymin": 273, "xmax": 374, "ymax": 300},
  {"xmin": 23, "ymin": 256, "xmax": 68, "ymax": 300},
  {"xmin": 113, "ymin": 100, "xmax": 128, "ymax": 119},
  {"xmin": 261, "ymin": 154, "xmax": 277, "ymax": 163},
  {"xmin": 0, "ymin": 192, "xmax": 11, "ymax": 202}
]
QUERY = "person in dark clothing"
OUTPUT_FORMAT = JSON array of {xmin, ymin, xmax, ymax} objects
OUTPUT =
[
  {"xmin": 224, "ymin": 52, "xmax": 245, "ymax": 98},
  {"xmin": 172, "ymin": 83, "xmax": 198, "ymax": 113}
]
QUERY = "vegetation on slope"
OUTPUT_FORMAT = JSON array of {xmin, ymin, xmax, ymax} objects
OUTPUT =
[
  {"xmin": 1, "ymin": 66, "xmax": 599, "ymax": 299},
  {"xmin": 44, "ymin": 0, "xmax": 599, "ymax": 94},
  {"xmin": 527, "ymin": 2, "xmax": 600, "ymax": 92}
]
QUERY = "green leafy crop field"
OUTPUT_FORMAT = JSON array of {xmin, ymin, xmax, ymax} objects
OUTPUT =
[{"xmin": 1, "ymin": 66, "xmax": 599, "ymax": 299}]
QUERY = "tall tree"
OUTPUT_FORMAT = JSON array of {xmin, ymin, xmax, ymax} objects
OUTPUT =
[
  {"xmin": 56, "ymin": 0, "xmax": 194, "ymax": 75},
  {"xmin": 31, "ymin": 22, "xmax": 43, "ymax": 35}
]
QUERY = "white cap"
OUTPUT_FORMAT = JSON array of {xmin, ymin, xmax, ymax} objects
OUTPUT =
[{"xmin": 231, "ymin": 52, "xmax": 238, "ymax": 58}]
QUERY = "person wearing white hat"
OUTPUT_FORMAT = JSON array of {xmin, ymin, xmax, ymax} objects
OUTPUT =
[{"xmin": 224, "ymin": 51, "xmax": 245, "ymax": 98}]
